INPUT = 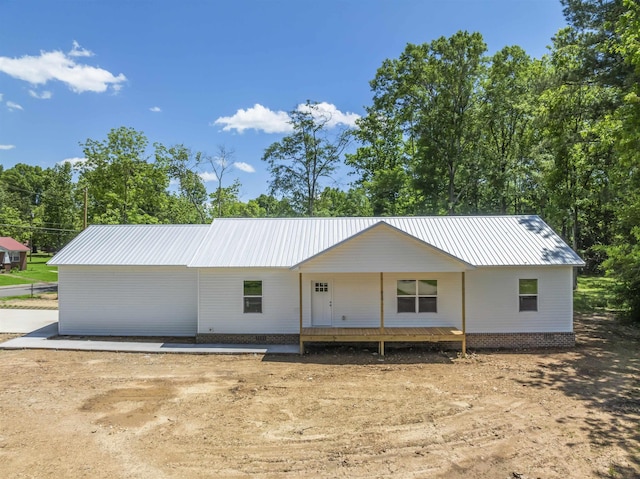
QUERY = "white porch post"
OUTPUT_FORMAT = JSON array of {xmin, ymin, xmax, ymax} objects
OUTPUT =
[
  {"xmin": 461, "ymin": 271, "xmax": 466, "ymax": 356},
  {"xmin": 380, "ymin": 272, "xmax": 385, "ymax": 356},
  {"xmin": 299, "ymin": 272, "xmax": 303, "ymax": 355}
]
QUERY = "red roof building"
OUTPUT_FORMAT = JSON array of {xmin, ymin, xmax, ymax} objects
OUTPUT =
[{"xmin": 0, "ymin": 237, "xmax": 29, "ymax": 271}]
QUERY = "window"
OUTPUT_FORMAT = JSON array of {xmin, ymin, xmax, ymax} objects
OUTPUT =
[
  {"xmin": 243, "ymin": 280, "xmax": 262, "ymax": 313},
  {"xmin": 397, "ymin": 279, "xmax": 437, "ymax": 313},
  {"xmin": 314, "ymin": 282, "xmax": 328, "ymax": 292},
  {"xmin": 519, "ymin": 279, "xmax": 538, "ymax": 311},
  {"xmin": 9, "ymin": 252, "xmax": 20, "ymax": 262}
]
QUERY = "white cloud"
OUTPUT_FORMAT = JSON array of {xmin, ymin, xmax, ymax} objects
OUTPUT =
[
  {"xmin": 213, "ymin": 102, "xmax": 360, "ymax": 134},
  {"xmin": 58, "ymin": 157, "xmax": 87, "ymax": 166},
  {"xmin": 297, "ymin": 101, "xmax": 360, "ymax": 128},
  {"xmin": 234, "ymin": 161, "xmax": 255, "ymax": 173},
  {"xmin": 149, "ymin": 106, "xmax": 161, "ymax": 112},
  {"xmin": 0, "ymin": 144, "xmax": 16, "ymax": 150},
  {"xmin": 213, "ymin": 104, "xmax": 292, "ymax": 134},
  {"xmin": 6, "ymin": 101, "xmax": 23, "ymax": 111},
  {"xmin": 68, "ymin": 41, "xmax": 94, "ymax": 58},
  {"xmin": 199, "ymin": 171, "xmax": 218, "ymax": 182},
  {"xmin": 0, "ymin": 45, "xmax": 127, "ymax": 93},
  {"xmin": 28, "ymin": 89, "xmax": 52, "ymax": 99}
]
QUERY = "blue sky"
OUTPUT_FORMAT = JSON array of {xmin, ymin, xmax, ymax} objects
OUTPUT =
[{"xmin": 0, "ymin": 0, "xmax": 567, "ymax": 201}]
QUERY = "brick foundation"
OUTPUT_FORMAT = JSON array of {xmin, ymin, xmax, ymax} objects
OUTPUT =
[
  {"xmin": 196, "ymin": 333, "xmax": 299, "ymax": 345},
  {"xmin": 466, "ymin": 332, "xmax": 575, "ymax": 349},
  {"xmin": 198, "ymin": 332, "xmax": 574, "ymax": 350}
]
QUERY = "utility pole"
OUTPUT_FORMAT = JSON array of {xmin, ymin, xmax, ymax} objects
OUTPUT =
[{"xmin": 83, "ymin": 187, "xmax": 88, "ymax": 230}]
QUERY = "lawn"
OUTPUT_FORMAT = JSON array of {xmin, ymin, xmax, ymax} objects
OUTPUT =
[
  {"xmin": 574, "ymin": 274, "xmax": 618, "ymax": 314},
  {"xmin": 0, "ymin": 254, "xmax": 58, "ymax": 286}
]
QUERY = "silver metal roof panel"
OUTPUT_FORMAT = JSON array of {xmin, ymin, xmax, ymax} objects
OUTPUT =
[
  {"xmin": 188, "ymin": 215, "xmax": 585, "ymax": 268},
  {"xmin": 49, "ymin": 224, "xmax": 211, "ymax": 266}
]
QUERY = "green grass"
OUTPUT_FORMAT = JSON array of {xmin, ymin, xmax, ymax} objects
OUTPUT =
[
  {"xmin": 0, "ymin": 254, "xmax": 58, "ymax": 287},
  {"xmin": 574, "ymin": 275, "xmax": 618, "ymax": 314}
]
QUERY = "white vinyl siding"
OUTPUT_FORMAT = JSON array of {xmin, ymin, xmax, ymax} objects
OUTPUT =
[
  {"xmin": 384, "ymin": 273, "xmax": 460, "ymax": 328},
  {"xmin": 300, "ymin": 273, "xmax": 461, "ymax": 329},
  {"xmin": 198, "ymin": 268, "xmax": 299, "ymax": 334},
  {"xmin": 299, "ymin": 224, "xmax": 467, "ymax": 273},
  {"xmin": 465, "ymin": 266, "xmax": 573, "ymax": 333},
  {"xmin": 303, "ymin": 273, "xmax": 380, "ymax": 328},
  {"xmin": 57, "ymin": 266, "xmax": 197, "ymax": 336}
]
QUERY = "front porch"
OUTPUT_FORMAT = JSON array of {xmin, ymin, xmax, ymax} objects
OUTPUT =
[{"xmin": 300, "ymin": 326, "xmax": 465, "ymax": 356}]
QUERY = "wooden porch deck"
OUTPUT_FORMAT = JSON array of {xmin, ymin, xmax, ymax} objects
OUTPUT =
[{"xmin": 300, "ymin": 327, "xmax": 465, "ymax": 355}]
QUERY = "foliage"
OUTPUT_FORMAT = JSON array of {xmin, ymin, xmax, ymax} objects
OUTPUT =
[
  {"xmin": 262, "ymin": 100, "xmax": 352, "ymax": 216},
  {"xmin": 79, "ymin": 127, "xmax": 170, "ymax": 224},
  {"xmin": 155, "ymin": 144, "xmax": 209, "ymax": 223},
  {"xmin": 573, "ymin": 274, "xmax": 618, "ymax": 313}
]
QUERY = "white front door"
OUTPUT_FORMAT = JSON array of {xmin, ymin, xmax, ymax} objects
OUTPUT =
[{"xmin": 311, "ymin": 280, "xmax": 332, "ymax": 326}]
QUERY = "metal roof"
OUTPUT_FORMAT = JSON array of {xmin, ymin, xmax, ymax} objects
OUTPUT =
[
  {"xmin": 188, "ymin": 216, "xmax": 585, "ymax": 268},
  {"xmin": 0, "ymin": 237, "xmax": 30, "ymax": 252},
  {"xmin": 48, "ymin": 224, "xmax": 211, "ymax": 266}
]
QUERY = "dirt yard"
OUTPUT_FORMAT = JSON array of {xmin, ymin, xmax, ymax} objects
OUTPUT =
[
  {"xmin": 0, "ymin": 313, "xmax": 638, "ymax": 479},
  {"xmin": 0, "ymin": 292, "xmax": 58, "ymax": 309}
]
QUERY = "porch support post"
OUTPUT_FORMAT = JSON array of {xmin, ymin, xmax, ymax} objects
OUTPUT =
[
  {"xmin": 299, "ymin": 272, "xmax": 303, "ymax": 355},
  {"xmin": 461, "ymin": 271, "xmax": 466, "ymax": 356},
  {"xmin": 380, "ymin": 272, "xmax": 385, "ymax": 356}
]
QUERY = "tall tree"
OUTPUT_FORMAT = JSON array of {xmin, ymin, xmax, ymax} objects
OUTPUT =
[
  {"xmin": 201, "ymin": 145, "xmax": 236, "ymax": 218},
  {"xmin": 346, "ymin": 110, "xmax": 416, "ymax": 215},
  {"xmin": 79, "ymin": 127, "xmax": 170, "ymax": 224},
  {"xmin": 602, "ymin": 0, "xmax": 640, "ymax": 319},
  {"xmin": 354, "ymin": 31, "xmax": 487, "ymax": 214},
  {"xmin": 155, "ymin": 144, "xmax": 209, "ymax": 223},
  {"xmin": 478, "ymin": 46, "xmax": 538, "ymax": 214},
  {"xmin": 40, "ymin": 163, "xmax": 80, "ymax": 251},
  {"xmin": 262, "ymin": 101, "xmax": 351, "ymax": 216}
]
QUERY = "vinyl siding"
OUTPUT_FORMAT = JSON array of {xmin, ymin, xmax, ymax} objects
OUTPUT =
[
  {"xmin": 302, "ymin": 273, "xmax": 380, "ymax": 327},
  {"xmin": 465, "ymin": 266, "xmax": 573, "ymax": 333},
  {"xmin": 58, "ymin": 266, "xmax": 197, "ymax": 336},
  {"xmin": 299, "ymin": 225, "xmax": 467, "ymax": 273},
  {"xmin": 198, "ymin": 268, "xmax": 299, "ymax": 334},
  {"xmin": 383, "ymin": 273, "xmax": 462, "ymax": 328},
  {"xmin": 300, "ymin": 272, "xmax": 463, "ymax": 329}
]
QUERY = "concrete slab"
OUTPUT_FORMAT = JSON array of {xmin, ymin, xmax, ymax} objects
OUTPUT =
[
  {"xmin": 0, "ymin": 318, "xmax": 299, "ymax": 354},
  {"xmin": 0, "ymin": 309, "xmax": 58, "ymax": 333}
]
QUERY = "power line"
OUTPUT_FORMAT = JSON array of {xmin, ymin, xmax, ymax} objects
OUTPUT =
[{"xmin": 0, "ymin": 224, "xmax": 80, "ymax": 233}]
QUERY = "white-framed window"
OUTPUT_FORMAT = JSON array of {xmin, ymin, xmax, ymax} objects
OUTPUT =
[
  {"xmin": 9, "ymin": 252, "xmax": 20, "ymax": 262},
  {"xmin": 397, "ymin": 279, "xmax": 437, "ymax": 313},
  {"xmin": 519, "ymin": 279, "xmax": 538, "ymax": 312},
  {"xmin": 314, "ymin": 282, "xmax": 329, "ymax": 292},
  {"xmin": 243, "ymin": 280, "xmax": 262, "ymax": 313}
]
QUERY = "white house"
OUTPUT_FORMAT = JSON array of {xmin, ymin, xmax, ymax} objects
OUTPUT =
[{"xmin": 49, "ymin": 216, "xmax": 585, "ymax": 353}]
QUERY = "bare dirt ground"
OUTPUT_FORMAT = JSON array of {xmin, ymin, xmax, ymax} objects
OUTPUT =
[
  {"xmin": 0, "ymin": 292, "xmax": 58, "ymax": 309},
  {"xmin": 0, "ymin": 313, "xmax": 638, "ymax": 479}
]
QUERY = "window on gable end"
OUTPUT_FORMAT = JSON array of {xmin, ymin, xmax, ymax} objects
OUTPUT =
[{"xmin": 519, "ymin": 279, "xmax": 538, "ymax": 312}]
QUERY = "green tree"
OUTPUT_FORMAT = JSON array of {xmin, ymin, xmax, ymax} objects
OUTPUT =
[
  {"xmin": 155, "ymin": 144, "xmax": 209, "ymax": 223},
  {"xmin": 538, "ymin": 27, "xmax": 619, "ymax": 260},
  {"xmin": 79, "ymin": 127, "xmax": 170, "ymax": 224},
  {"xmin": 315, "ymin": 187, "xmax": 373, "ymax": 217},
  {"xmin": 262, "ymin": 101, "xmax": 351, "ymax": 216},
  {"xmin": 346, "ymin": 110, "xmax": 416, "ymax": 215},
  {"xmin": 601, "ymin": 0, "xmax": 640, "ymax": 319},
  {"xmin": 40, "ymin": 163, "xmax": 80, "ymax": 251},
  {"xmin": 354, "ymin": 31, "xmax": 487, "ymax": 214},
  {"xmin": 478, "ymin": 46, "xmax": 538, "ymax": 214}
]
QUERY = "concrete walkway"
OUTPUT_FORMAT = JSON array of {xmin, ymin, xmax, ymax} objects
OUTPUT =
[
  {"xmin": 0, "ymin": 309, "xmax": 58, "ymax": 332},
  {"xmin": 0, "ymin": 309, "xmax": 299, "ymax": 354}
]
